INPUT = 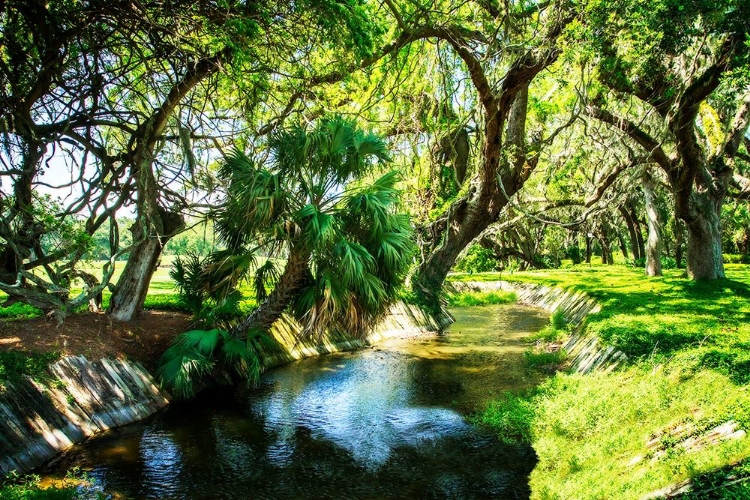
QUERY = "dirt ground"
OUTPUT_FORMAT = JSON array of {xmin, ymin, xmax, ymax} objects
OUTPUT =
[{"xmin": 0, "ymin": 311, "xmax": 194, "ymax": 370}]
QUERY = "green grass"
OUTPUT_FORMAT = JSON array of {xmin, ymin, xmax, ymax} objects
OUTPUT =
[
  {"xmin": 529, "ymin": 325, "xmax": 565, "ymax": 343},
  {"xmin": 0, "ymin": 470, "xmax": 100, "ymax": 500},
  {"xmin": 445, "ymin": 290, "xmax": 517, "ymax": 307},
  {"xmin": 680, "ymin": 460, "xmax": 750, "ymax": 499},
  {"xmin": 451, "ymin": 265, "xmax": 750, "ymax": 377},
  {"xmin": 0, "ymin": 351, "xmax": 61, "ymax": 385},
  {"xmin": 0, "ymin": 303, "xmax": 42, "ymax": 320},
  {"xmin": 523, "ymin": 349, "xmax": 567, "ymax": 370},
  {"xmin": 472, "ymin": 391, "xmax": 537, "ymax": 444},
  {"xmin": 463, "ymin": 264, "xmax": 750, "ymax": 499}
]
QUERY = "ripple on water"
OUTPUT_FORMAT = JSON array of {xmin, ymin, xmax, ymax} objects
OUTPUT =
[{"xmin": 41, "ymin": 304, "xmax": 546, "ymax": 499}]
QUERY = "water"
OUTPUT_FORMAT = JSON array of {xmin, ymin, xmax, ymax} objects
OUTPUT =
[{"xmin": 42, "ymin": 304, "xmax": 548, "ymax": 499}]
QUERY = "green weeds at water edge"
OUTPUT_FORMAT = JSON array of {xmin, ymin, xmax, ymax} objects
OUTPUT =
[
  {"xmin": 523, "ymin": 350, "xmax": 567, "ymax": 371},
  {"xmin": 473, "ymin": 391, "xmax": 537, "ymax": 445},
  {"xmin": 0, "ymin": 469, "xmax": 100, "ymax": 500},
  {"xmin": 445, "ymin": 290, "xmax": 517, "ymax": 307}
]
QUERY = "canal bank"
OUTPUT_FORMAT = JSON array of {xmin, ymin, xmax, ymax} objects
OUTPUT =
[
  {"xmin": 40, "ymin": 304, "xmax": 549, "ymax": 499},
  {"xmin": 0, "ymin": 301, "xmax": 451, "ymax": 476}
]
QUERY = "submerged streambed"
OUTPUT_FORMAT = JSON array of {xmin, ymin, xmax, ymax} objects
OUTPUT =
[{"xmin": 42, "ymin": 304, "xmax": 548, "ymax": 499}]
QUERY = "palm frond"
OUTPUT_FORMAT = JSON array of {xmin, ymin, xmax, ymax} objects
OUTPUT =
[
  {"xmin": 201, "ymin": 250, "xmax": 257, "ymax": 299},
  {"xmin": 216, "ymin": 149, "xmax": 288, "ymax": 249},
  {"xmin": 352, "ymin": 131, "xmax": 391, "ymax": 164},
  {"xmin": 157, "ymin": 346, "xmax": 214, "ymax": 400},
  {"xmin": 179, "ymin": 328, "xmax": 226, "ymax": 357},
  {"xmin": 220, "ymin": 338, "xmax": 262, "ymax": 382},
  {"xmin": 296, "ymin": 204, "xmax": 335, "ymax": 248},
  {"xmin": 253, "ymin": 259, "xmax": 281, "ymax": 302},
  {"xmin": 334, "ymin": 239, "xmax": 376, "ymax": 287},
  {"xmin": 170, "ymin": 253, "xmax": 209, "ymax": 317}
]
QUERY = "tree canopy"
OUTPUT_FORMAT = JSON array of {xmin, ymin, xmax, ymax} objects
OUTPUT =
[{"xmin": 0, "ymin": 0, "xmax": 749, "ymax": 322}]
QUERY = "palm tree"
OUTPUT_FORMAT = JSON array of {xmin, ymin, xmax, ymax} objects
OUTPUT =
[
  {"xmin": 159, "ymin": 117, "xmax": 413, "ymax": 397},
  {"xmin": 213, "ymin": 116, "xmax": 414, "ymax": 339}
]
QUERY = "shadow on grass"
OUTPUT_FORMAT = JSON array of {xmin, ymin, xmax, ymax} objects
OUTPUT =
[
  {"xmin": 675, "ymin": 277, "xmax": 750, "ymax": 301},
  {"xmin": 677, "ymin": 459, "xmax": 750, "ymax": 499}
]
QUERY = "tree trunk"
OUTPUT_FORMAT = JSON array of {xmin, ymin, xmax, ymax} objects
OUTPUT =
[
  {"xmin": 685, "ymin": 192, "xmax": 725, "ymax": 279},
  {"xmin": 412, "ymin": 192, "xmax": 494, "ymax": 307},
  {"xmin": 618, "ymin": 205, "xmax": 641, "ymax": 261},
  {"xmin": 109, "ymin": 51, "xmax": 227, "ymax": 322},
  {"xmin": 407, "ymin": 7, "xmax": 572, "ymax": 307},
  {"xmin": 597, "ymin": 221, "xmax": 615, "ymax": 265},
  {"xmin": 739, "ymin": 226, "xmax": 750, "ymax": 256},
  {"xmin": 617, "ymin": 233, "xmax": 629, "ymax": 259},
  {"xmin": 108, "ymin": 209, "xmax": 184, "ymax": 321},
  {"xmin": 411, "ymin": 83, "xmax": 531, "ymax": 308},
  {"xmin": 599, "ymin": 236, "xmax": 613, "ymax": 265},
  {"xmin": 630, "ymin": 204, "xmax": 646, "ymax": 260},
  {"xmin": 235, "ymin": 247, "xmax": 310, "ymax": 335},
  {"xmin": 642, "ymin": 170, "xmax": 663, "ymax": 276},
  {"xmin": 674, "ymin": 219, "xmax": 685, "ymax": 268},
  {"xmin": 585, "ymin": 234, "xmax": 592, "ymax": 264}
]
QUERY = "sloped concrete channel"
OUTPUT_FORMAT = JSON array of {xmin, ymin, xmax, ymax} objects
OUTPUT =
[
  {"xmin": 450, "ymin": 280, "xmax": 628, "ymax": 373},
  {"xmin": 0, "ymin": 302, "xmax": 451, "ymax": 476},
  {"xmin": 1, "ymin": 283, "xmax": 622, "ymax": 480},
  {"xmin": 0, "ymin": 357, "xmax": 168, "ymax": 475},
  {"xmin": 40, "ymin": 303, "xmax": 547, "ymax": 499}
]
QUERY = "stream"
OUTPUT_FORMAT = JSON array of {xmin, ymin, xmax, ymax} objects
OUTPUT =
[{"xmin": 42, "ymin": 304, "xmax": 548, "ymax": 499}]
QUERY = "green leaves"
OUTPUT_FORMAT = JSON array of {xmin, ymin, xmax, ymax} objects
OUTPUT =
[
  {"xmin": 157, "ymin": 327, "xmax": 268, "ymax": 399},
  {"xmin": 212, "ymin": 116, "xmax": 412, "ymax": 341},
  {"xmin": 253, "ymin": 259, "xmax": 281, "ymax": 302},
  {"xmin": 377, "ymin": 230, "xmax": 413, "ymax": 271},
  {"xmin": 334, "ymin": 239, "xmax": 376, "ymax": 286},
  {"xmin": 297, "ymin": 204, "xmax": 335, "ymax": 248},
  {"xmin": 216, "ymin": 149, "xmax": 287, "ymax": 250},
  {"xmin": 182, "ymin": 328, "xmax": 225, "ymax": 357}
]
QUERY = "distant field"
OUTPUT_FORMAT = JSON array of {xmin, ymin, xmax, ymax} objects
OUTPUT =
[{"xmin": 0, "ymin": 254, "xmax": 270, "ymax": 319}]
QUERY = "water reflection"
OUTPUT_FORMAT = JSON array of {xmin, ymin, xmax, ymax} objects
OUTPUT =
[
  {"xmin": 44, "ymin": 304, "xmax": 547, "ymax": 499},
  {"xmin": 256, "ymin": 350, "xmax": 473, "ymax": 470}
]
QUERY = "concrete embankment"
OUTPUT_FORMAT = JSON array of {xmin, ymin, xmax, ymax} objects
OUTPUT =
[
  {"xmin": 449, "ymin": 280, "xmax": 627, "ymax": 373},
  {"xmin": 0, "ymin": 357, "xmax": 168, "ymax": 475},
  {"xmin": 261, "ymin": 301, "xmax": 452, "ymax": 368}
]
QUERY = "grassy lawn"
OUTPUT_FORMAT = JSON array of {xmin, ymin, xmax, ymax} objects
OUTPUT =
[{"xmin": 454, "ymin": 264, "xmax": 750, "ymax": 499}]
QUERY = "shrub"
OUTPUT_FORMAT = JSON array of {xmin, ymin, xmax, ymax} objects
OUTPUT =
[
  {"xmin": 724, "ymin": 253, "xmax": 750, "ymax": 264},
  {"xmin": 550, "ymin": 309, "xmax": 567, "ymax": 330},
  {"xmin": 0, "ymin": 470, "xmax": 84, "ymax": 500},
  {"xmin": 0, "ymin": 302, "xmax": 42, "ymax": 320},
  {"xmin": 455, "ymin": 244, "xmax": 500, "ymax": 273},
  {"xmin": 142, "ymin": 294, "xmax": 191, "ymax": 313},
  {"xmin": 660, "ymin": 256, "xmax": 677, "ymax": 269},
  {"xmin": 539, "ymin": 254, "xmax": 561, "ymax": 269},
  {"xmin": 631, "ymin": 256, "xmax": 678, "ymax": 269},
  {"xmin": 0, "ymin": 351, "xmax": 60, "ymax": 384}
]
